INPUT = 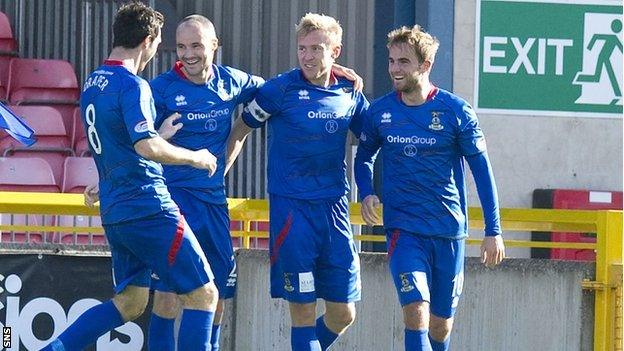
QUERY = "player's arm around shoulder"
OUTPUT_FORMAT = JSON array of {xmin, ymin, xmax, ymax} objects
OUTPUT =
[
  {"xmin": 134, "ymin": 136, "xmax": 217, "ymax": 176},
  {"xmin": 224, "ymin": 115, "xmax": 254, "ymax": 175}
]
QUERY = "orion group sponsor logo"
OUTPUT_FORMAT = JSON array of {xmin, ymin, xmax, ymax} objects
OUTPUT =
[
  {"xmin": 307, "ymin": 110, "xmax": 347, "ymax": 119},
  {"xmin": 187, "ymin": 108, "xmax": 231, "ymax": 120},
  {"xmin": 386, "ymin": 135, "xmax": 437, "ymax": 145}
]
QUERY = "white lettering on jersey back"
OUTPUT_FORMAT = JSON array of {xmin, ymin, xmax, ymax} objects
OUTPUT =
[{"xmin": 83, "ymin": 75, "xmax": 109, "ymax": 92}]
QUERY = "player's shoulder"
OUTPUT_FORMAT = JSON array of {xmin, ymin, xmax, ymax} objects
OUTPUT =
[
  {"xmin": 335, "ymin": 76, "xmax": 356, "ymax": 90},
  {"xmin": 150, "ymin": 69, "xmax": 178, "ymax": 89},
  {"xmin": 215, "ymin": 64, "xmax": 265, "ymax": 86},
  {"xmin": 433, "ymin": 88, "xmax": 472, "ymax": 114},
  {"xmin": 260, "ymin": 68, "xmax": 300, "ymax": 93},
  {"xmin": 115, "ymin": 70, "xmax": 150, "ymax": 95},
  {"xmin": 369, "ymin": 91, "xmax": 399, "ymax": 114},
  {"xmin": 215, "ymin": 64, "xmax": 248, "ymax": 79}
]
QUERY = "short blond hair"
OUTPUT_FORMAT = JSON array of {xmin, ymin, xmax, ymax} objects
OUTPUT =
[
  {"xmin": 296, "ymin": 13, "xmax": 342, "ymax": 46},
  {"xmin": 387, "ymin": 25, "xmax": 439, "ymax": 63}
]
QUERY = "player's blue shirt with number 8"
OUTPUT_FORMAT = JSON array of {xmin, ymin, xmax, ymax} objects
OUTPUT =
[{"xmin": 80, "ymin": 60, "xmax": 177, "ymax": 225}]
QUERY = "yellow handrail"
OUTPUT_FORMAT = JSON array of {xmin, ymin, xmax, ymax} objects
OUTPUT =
[{"xmin": 0, "ymin": 192, "xmax": 621, "ymax": 350}]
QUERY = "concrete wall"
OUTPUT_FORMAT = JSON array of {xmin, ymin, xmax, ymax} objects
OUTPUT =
[
  {"xmin": 453, "ymin": 0, "xmax": 623, "ymax": 258},
  {"xmin": 219, "ymin": 249, "xmax": 594, "ymax": 351}
]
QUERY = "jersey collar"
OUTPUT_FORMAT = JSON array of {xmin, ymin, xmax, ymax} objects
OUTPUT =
[
  {"xmin": 396, "ymin": 85, "xmax": 439, "ymax": 105},
  {"xmin": 174, "ymin": 61, "xmax": 190, "ymax": 80},
  {"xmin": 103, "ymin": 59, "xmax": 125, "ymax": 66},
  {"xmin": 299, "ymin": 69, "xmax": 338, "ymax": 88}
]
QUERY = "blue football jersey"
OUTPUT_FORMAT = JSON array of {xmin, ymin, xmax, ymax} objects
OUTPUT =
[
  {"xmin": 241, "ymin": 69, "xmax": 369, "ymax": 200},
  {"xmin": 355, "ymin": 88, "xmax": 489, "ymax": 239},
  {"xmin": 80, "ymin": 60, "xmax": 177, "ymax": 225},
  {"xmin": 151, "ymin": 62, "xmax": 264, "ymax": 204}
]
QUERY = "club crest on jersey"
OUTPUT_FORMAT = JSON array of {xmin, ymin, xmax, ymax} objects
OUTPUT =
[
  {"xmin": 284, "ymin": 273, "xmax": 294, "ymax": 292},
  {"xmin": 298, "ymin": 90, "xmax": 310, "ymax": 100},
  {"xmin": 429, "ymin": 111, "xmax": 444, "ymax": 131},
  {"xmin": 381, "ymin": 112, "xmax": 392, "ymax": 123},
  {"xmin": 217, "ymin": 79, "xmax": 232, "ymax": 101},
  {"xmin": 175, "ymin": 94, "xmax": 187, "ymax": 106},
  {"xmin": 399, "ymin": 273, "xmax": 415, "ymax": 292}
]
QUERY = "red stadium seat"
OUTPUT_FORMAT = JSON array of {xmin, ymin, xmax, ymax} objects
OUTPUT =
[
  {"xmin": 62, "ymin": 157, "xmax": 97, "ymax": 193},
  {"xmin": 7, "ymin": 59, "xmax": 79, "ymax": 134},
  {"xmin": 0, "ymin": 157, "xmax": 60, "ymax": 192},
  {"xmin": 7, "ymin": 58, "xmax": 79, "ymax": 104},
  {"xmin": 0, "ymin": 12, "xmax": 17, "ymax": 54},
  {"xmin": 1, "ymin": 149, "xmax": 72, "ymax": 186}
]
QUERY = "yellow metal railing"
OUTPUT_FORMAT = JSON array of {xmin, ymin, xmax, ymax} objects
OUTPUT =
[{"xmin": 0, "ymin": 192, "xmax": 622, "ymax": 350}]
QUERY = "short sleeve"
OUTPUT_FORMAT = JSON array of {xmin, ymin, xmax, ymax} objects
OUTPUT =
[{"xmin": 121, "ymin": 79, "xmax": 158, "ymax": 144}]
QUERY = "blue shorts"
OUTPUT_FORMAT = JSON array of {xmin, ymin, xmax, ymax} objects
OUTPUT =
[
  {"xmin": 104, "ymin": 211, "xmax": 214, "ymax": 295},
  {"xmin": 152, "ymin": 188, "xmax": 236, "ymax": 299},
  {"xmin": 386, "ymin": 229, "xmax": 464, "ymax": 318},
  {"xmin": 269, "ymin": 194, "xmax": 361, "ymax": 304}
]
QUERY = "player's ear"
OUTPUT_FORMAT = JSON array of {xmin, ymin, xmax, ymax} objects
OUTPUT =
[
  {"xmin": 331, "ymin": 44, "xmax": 342, "ymax": 60},
  {"xmin": 420, "ymin": 60, "xmax": 432, "ymax": 72},
  {"xmin": 142, "ymin": 35, "xmax": 152, "ymax": 49}
]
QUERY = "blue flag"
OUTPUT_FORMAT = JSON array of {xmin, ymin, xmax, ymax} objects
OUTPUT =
[{"xmin": 0, "ymin": 102, "xmax": 36, "ymax": 146}]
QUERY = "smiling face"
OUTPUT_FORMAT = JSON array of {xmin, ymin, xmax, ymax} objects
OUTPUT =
[
  {"xmin": 176, "ymin": 21, "xmax": 218, "ymax": 83},
  {"xmin": 388, "ymin": 43, "xmax": 430, "ymax": 94},
  {"xmin": 297, "ymin": 29, "xmax": 341, "ymax": 86}
]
